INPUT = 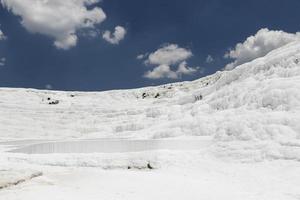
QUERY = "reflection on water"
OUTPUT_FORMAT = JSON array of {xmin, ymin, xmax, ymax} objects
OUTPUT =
[{"xmin": 9, "ymin": 139, "xmax": 211, "ymax": 154}]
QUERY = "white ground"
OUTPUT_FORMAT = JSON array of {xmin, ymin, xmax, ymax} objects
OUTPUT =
[
  {"xmin": 0, "ymin": 41, "xmax": 300, "ymax": 199},
  {"xmin": 1, "ymin": 160, "xmax": 300, "ymax": 200}
]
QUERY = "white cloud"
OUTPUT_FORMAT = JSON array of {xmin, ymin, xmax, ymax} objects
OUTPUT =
[
  {"xmin": 140, "ymin": 44, "xmax": 200, "ymax": 79},
  {"xmin": 206, "ymin": 55, "xmax": 213, "ymax": 63},
  {"xmin": 0, "ymin": 57, "xmax": 6, "ymax": 66},
  {"xmin": 225, "ymin": 28, "xmax": 300, "ymax": 70},
  {"xmin": 1, "ymin": 0, "xmax": 106, "ymax": 49},
  {"xmin": 136, "ymin": 54, "xmax": 147, "ymax": 60},
  {"xmin": 144, "ymin": 62, "xmax": 199, "ymax": 80},
  {"xmin": 0, "ymin": 29, "xmax": 6, "ymax": 40},
  {"xmin": 0, "ymin": 28, "xmax": 6, "ymax": 67},
  {"xmin": 176, "ymin": 61, "xmax": 198, "ymax": 76},
  {"xmin": 102, "ymin": 26, "xmax": 126, "ymax": 45},
  {"xmin": 146, "ymin": 44, "xmax": 192, "ymax": 66},
  {"xmin": 144, "ymin": 64, "xmax": 178, "ymax": 79}
]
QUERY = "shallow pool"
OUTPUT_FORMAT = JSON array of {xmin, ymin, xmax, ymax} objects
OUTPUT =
[{"xmin": 9, "ymin": 138, "xmax": 211, "ymax": 154}]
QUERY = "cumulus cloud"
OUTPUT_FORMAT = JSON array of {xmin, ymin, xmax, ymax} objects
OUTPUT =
[
  {"xmin": 145, "ymin": 44, "xmax": 192, "ymax": 66},
  {"xmin": 0, "ymin": 29, "xmax": 6, "ymax": 40},
  {"xmin": 206, "ymin": 55, "xmax": 214, "ymax": 63},
  {"xmin": 136, "ymin": 54, "xmax": 147, "ymax": 60},
  {"xmin": 144, "ymin": 64, "xmax": 178, "ymax": 79},
  {"xmin": 1, "ymin": 0, "xmax": 106, "ymax": 49},
  {"xmin": 0, "ymin": 57, "xmax": 6, "ymax": 66},
  {"xmin": 139, "ymin": 44, "xmax": 201, "ymax": 79},
  {"xmin": 225, "ymin": 28, "xmax": 300, "ymax": 70},
  {"xmin": 0, "ymin": 28, "xmax": 6, "ymax": 67},
  {"xmin": 102, "ymin": 26, "xmax": 126, "ymax": 45},
  {"xmin": 177, "ymin": 61, "xmax": 198, "ymax": 75}
]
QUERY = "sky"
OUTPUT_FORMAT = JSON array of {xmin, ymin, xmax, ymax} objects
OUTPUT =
[{"xmin": 0, "ymin": 0, "xmax": 300, "ymax": 91}]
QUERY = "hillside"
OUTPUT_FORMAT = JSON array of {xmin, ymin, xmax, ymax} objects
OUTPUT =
[
  {"xmin": 0, "ymin": 41, "xmax": 300, "ymax": 200},
  {"xmin": 1, "ymin": 41, "xmax": 300, "ymax": 161}
]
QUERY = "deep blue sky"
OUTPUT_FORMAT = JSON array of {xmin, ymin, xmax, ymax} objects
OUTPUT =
[{"xmin": 0, "ymin": 0, "xmax": 300, "ymax": 91}]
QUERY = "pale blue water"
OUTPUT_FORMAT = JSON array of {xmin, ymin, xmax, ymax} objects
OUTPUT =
[{"xmin": 8, "ymin": 138, "xmax": 211, "ymax": 154}]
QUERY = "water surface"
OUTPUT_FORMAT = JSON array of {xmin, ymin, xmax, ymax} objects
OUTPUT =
[{"xmin": 9, "ymin": 138, "xmax": 211, "ymax": 154}]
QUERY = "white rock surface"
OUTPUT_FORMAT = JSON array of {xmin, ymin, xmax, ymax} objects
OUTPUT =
[{"xmin": 0, "ymin": 169, "xmax": 42, "ymax": 189}]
